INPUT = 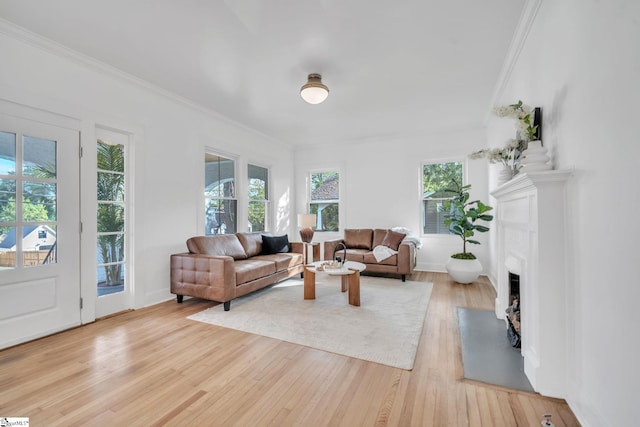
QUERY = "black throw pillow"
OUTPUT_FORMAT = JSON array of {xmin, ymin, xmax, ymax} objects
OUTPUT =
[{"xmin": 261, "ymin": 234, "xmax": 290, "ymax": 254}]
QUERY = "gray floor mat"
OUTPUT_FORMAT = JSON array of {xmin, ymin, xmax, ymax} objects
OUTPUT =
[{"xmin": 457, "ymin": 307, "xmax": 534, "ymax": 392}]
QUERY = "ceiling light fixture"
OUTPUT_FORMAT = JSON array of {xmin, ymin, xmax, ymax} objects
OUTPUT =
[{"xmin": 300, "ymin": 73, "xmax": 329, "ymax": 104}]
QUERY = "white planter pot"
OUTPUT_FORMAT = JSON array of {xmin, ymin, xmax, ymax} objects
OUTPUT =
[{"xmin": 446, "ymin": 257, "xmax": 482, "ymax": 284}]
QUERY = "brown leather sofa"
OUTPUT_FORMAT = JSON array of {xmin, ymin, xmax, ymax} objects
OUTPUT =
[
  {"xmin": 323, "ymin": 229, "xmax": 417, "ymax": 281},
  {"xmin": 170, "ymin": 232, "xmax": 305, "ymax": 310}
]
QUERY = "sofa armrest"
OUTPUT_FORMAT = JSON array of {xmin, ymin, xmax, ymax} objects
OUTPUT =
[
  {"xmin": 290, "ymin": 241, "xmax": 304, "ymax": 254},
  {"xmin": 397, "ymin": 242, "xmax": 416, "ymax": 275},
  {"xmin": 170, "ymin": 253, "xmax": 236, "ymax": 302},
  {"xmin": 323, "ymin": 238, "xmax": 345, "ymax": 261}
]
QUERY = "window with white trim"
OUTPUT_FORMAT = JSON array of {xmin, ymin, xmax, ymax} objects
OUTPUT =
[
  {"xmin": 248, "ymin": 164, "xmax": 269, "ymax": 232},
  {"xmin": 205, "ymin": 153, "xmax": 236, "ymax": 235},
  {"xmin": 421, "ymin": 161, "xmax": 463, "ymax": 234},
  {"xmin": 309, "ymin": 171, "xmax": 339, "ymax": 232}
]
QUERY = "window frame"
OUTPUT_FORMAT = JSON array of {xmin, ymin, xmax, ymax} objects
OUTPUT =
[
  {"xmin": 247, "ymin": 162, "xmax": 271, "ymax": 233},
  {"xmin": 308, "ymin": 169, "xmax": 341, "ymax": 233},
  {"xmin": 204, "ymin": 150, "xmax": 238, "ymax": 235},
  {"xmin": 420, "ymin": 158, "xmax": 465, "ymax": 237}
]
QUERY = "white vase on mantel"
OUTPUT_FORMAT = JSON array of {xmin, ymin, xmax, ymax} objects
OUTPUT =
[
  {"xmin": 497, "ymin": 165, "xmax": 514, "ymax": 186},
  {"xmin": 520, "ymin": 140, "xmax": 551, "ymax": 172}
]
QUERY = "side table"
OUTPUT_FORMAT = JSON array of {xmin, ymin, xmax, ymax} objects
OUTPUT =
[{"xmin": 303, "ymin": 242, "xmax": 320, "ymax": 263}]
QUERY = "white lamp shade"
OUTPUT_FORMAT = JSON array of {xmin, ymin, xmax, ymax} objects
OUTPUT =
[
  {"xmin": 297, "ymin": 213, "xmax": 316, "ymax": 228},
  {"xmin": 300, "ymin": 74, "xmax": 329, "ymax": 104}
]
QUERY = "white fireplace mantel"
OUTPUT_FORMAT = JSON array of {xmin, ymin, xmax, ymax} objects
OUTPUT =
[{"xmin": 490, "ymin": 170, "xmax": 572, "ymax": 398}]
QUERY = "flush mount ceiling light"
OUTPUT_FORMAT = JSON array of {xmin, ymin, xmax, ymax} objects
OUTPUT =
[{"xmin": 300, "ymin": 73, "xmax": 329, "ymax": 104}]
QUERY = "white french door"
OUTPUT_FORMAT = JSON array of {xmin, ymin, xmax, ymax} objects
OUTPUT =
[
  {"xmin": 0, "ymin": 113, "xmax": 81, "ymax": 349},
  {"xmin": 94, "ymin": 127, "xmax": 131, "ymax": 318}
]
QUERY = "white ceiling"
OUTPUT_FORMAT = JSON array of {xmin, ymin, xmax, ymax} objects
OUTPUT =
[{"xmin": 0, "ymin": 0, "xmax": 525, "ymax": 147}]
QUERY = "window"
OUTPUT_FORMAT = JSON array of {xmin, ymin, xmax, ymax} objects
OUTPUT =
[
  {"xmin": 96, "ymin": 135, "xmax": 127, "ymax": 296},
  {"xmin": 422, "ymin": 161, "xmax": 463, "ymax": 234},
  {"xmin": 205, "ymin": 153, "xmax": 236, "ymax": 235},
  {"xmin": 0, "ymin": 131, "xmax": 58, "ymax": 268},
  {"xmin": 248, "ymin": 164, "xmax": 269, "ymax": 232},
  {"xmin": 309, "ymin": 171, "xmax": 339, "ymax": 232}
]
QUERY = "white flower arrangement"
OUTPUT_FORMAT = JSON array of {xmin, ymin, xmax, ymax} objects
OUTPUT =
[
  {"xmin": 492, "ymin": 100, "xmax": 538, "ymax": 142},
  {"xmin": 469, "ymin": 100, "xmax": 539, "ymax": 175}
]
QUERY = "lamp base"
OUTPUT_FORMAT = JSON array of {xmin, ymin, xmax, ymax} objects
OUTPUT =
[{"xmin": 299, "ymin": 228, "xmax": 314, "ymax": 243}]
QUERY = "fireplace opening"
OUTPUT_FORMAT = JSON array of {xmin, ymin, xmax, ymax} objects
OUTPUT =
[{"xmin": 506, "ymin": 272, "xmax": 521, "ymax": 348}]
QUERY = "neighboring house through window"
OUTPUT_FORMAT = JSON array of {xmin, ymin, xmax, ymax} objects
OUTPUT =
[
  {"xmin": 309, "ymin": 171, "xmax": 339, "ymax": 232},
  {"xmin": 422, "ymin": 160, "xmax": 463, "ymax": 234},
  {"xmin": 205, "ymin": 153, "xmax": 236, "ymax": 235}
]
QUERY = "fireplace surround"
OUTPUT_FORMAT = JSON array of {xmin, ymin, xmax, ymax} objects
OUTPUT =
[{"xmin": 491, "ymin": 170, "xmax": 572, "ymax": 398}]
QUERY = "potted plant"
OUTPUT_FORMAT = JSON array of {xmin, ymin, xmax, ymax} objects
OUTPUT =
[{"xmin": 442, "ymin": 184, "xmax": 494, "ymax": 284}]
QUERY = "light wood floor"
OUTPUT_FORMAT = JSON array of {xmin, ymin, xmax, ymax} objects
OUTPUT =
[{"xmin": 0, "ymin": 272, "xmax": 580, "ymax": 426}]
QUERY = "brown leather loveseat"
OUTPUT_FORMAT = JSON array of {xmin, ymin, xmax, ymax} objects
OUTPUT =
[
  {"xmin": 170, "ymin": 232, "xmax": 305, "ymax": 310},
  {"xmin": 323, "ymin": 228, "xmax": 417, "ymax": 282}
]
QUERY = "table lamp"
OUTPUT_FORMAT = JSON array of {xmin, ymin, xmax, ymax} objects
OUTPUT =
[{"xmin": 297, "ymin": 213, "xmax": 316, "ymax": 243}]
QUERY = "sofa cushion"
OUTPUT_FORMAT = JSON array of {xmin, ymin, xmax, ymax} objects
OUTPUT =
[
  {"xmin": 364, "ymin": 251, "xmax": 398, "ymax": 265},
  {"xmin": 234, "ymin": 259, "xmax": 277, "ymax": 284},
  {"xmin": 186, "ymin": 235, "xmax": 248, "ymax": 260},
  {"xmin": 381, "ymin": 230, "xmax": 406, "ymax": 251},
  {"xmin": 262, "ymin": 234, "xmax": 290, "ymax": 254},
  {"xmin": 344, "ymin": 229, "xmax": 373, "ymax": 250},
  {"xmin": 344, "ymin": 249, "xmax": 367, "ymax": 263},
  {"xmin": 253, "ymin": 253, "xmax": 303, "ymax": 271},
  {"xmin": 372, "ymin": 229, "xmax": 388, "ymax": 248},
  {"xmin": 237, "ymin": 232, "xmax": 266, "ymax": 257}
]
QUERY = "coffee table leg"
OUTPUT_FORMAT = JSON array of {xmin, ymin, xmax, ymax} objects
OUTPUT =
[
  {"xmin": 304, "ymin": 268, "xmax": 316, "ymax": 300},
  {"xmin": 341, "ymin": 275, "xmax": 348, "ymax": 292},
  {"xmin": 348, "ymin": 270, "xmax": 360, "ymax": 306}
]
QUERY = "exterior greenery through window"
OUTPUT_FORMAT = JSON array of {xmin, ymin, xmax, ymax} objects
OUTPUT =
[
  {"xmin": 97, "ymin": 139, "xmax": 126, "ymax": 294},
  {"xmin": 0, "ymin": 132, "xmax": 58, "ymax": 268},
  {"xmin": 309, "ymin": 171, "xmax": 339, "ymax": 232},
  {"xmin": 422, "ymin": 161, "xmax": 463, "ymax": 234},
  {"xmin": 205, "ymin": 153, "xmax": 236, "ymax": 235},
  {"xmin": 248, "ymin": 164, "xmax": 269, "ymax": 232}
]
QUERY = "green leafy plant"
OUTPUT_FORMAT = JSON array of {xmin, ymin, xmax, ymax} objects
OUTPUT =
[{"xmin": 442, "ymin": 185, "xmax": 494, "ymax": 259}]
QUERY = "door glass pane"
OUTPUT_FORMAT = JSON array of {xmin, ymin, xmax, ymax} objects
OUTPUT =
[
  {"xmin": 97, "ymin": 235, "xmax": 125, "ymax": 264},
  {"xmin": 97, "ymin": 172, "xmax": 125, "ymax": 201},
  {"xmin": 0, "ymin": 131, "xmax": 16, "ymax": 175},
  {"xmin": 0, "ymin": 226, "xmax": 17, "ymax": 268},
  {"xmin": 23, "ymin": 135, "xmax": 56, "ymax": 178},
  {"xmin": 23, "ymin": 182, "xmax": 57, "ymax": 221},
  {"xmin": 23, "ymin": 224, "xmax": 57, "ymax": 267},
  {"xmin": 0, "ymin": 178, "xmax": 16, "ymax": 221},
  {"xmin": 97, "ymin": 204, "xmax": 125, "ymax": 233}
]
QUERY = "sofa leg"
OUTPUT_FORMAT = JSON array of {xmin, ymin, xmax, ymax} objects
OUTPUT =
[
  {"xmin": 224, "ymin": 301, "xmax": 230, "ymax": 311},
  {"xmin": 300, "ymin": 272, "xmax": 304, "ymax": 279},
  {"xmin": 176, "ymin": 295, "xmax": 183, "ymax": 303},
  {"xmin": 401, "ymin": 274, "xmax": 406, "ymax": 282}
]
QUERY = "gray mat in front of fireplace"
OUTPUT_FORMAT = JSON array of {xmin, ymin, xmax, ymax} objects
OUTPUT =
[{"xmin": 457, "ymin": 307, "xmax": 534, "ymax": 392}]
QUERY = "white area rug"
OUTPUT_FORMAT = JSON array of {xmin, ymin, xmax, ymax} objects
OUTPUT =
[{"xmin": 188, "ymin": 276, "xmax": 433, "ymax": 370}]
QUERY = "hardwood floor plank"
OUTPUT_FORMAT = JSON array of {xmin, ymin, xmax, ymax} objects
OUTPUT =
[{"xmin": 0, "ymin": 271, "xmax": 580, "ymax": 426}]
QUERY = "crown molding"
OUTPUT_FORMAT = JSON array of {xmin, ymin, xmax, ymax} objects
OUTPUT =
[
  {"xmin": 0, "ymin": 18, "xmax": 291, "ymax": 149},
  {"xmin": 485, "ymin": 0, "xmax": 544, "ymax": 120}
]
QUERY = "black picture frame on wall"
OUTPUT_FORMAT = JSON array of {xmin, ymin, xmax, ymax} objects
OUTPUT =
[{"xmin": 533, "ymin": 107, "xmax": 542, "ymax": 142}]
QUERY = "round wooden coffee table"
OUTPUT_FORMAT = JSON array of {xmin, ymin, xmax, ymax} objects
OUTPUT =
[{"xmin": 303, "ymin": 261, "xmax": 366, "ymax": 306}]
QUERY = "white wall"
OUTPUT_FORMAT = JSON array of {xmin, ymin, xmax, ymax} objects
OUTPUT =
[
  {"xmin": 487, "ymin": 1, "xmax": 640, "ymax": 425},
  {"xmin": 294, "ymin": 128, "xmax": 490, "ymax": 271},
  {"xmin": 0, "ymin": 27, "xmax": 295, "ymax": 319}
]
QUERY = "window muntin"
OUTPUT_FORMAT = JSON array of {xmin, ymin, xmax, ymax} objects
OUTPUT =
[
  {"xmin": 309, "ymin": 171, "xmax": 339, "ymax": 232},
  {"xmin": 422, "ymin": 161, "xmax": 463, "ymax": 235},
  {"xmin": 248, "ymin": 164, "xmax": 269, "ymax": 233},
  {"xmin": 205, "ymin": 153, "xmax": 236, "ymax": 235}
]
